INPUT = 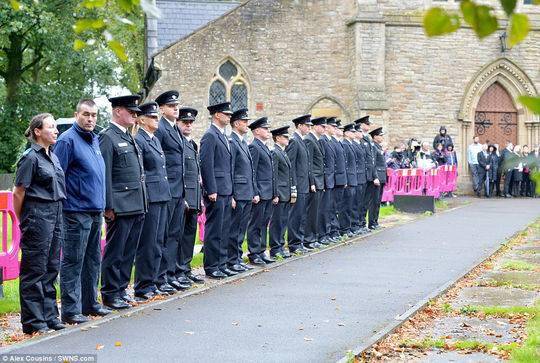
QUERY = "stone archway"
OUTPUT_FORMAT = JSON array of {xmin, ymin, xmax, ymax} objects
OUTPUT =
[
  {"xmin": 458, "ymin": 58, "xmax": 539, "ymax": 179},
  {"xmin": 306, "ymin": 95, "xmax": 351, "ymax": 123}
]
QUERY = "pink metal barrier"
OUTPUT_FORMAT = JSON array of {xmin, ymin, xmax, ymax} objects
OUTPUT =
[
  {"xmin": 394, "ymin": 168, "xmax": 425, "ymax": 196},
  {"xmin": 382, "ymin": 168, "xmax": 397, "ymax": 203},
  {"xmin": 425, "ymin": 168, "xmax": 442, "ymax": 198},
  {"xmin": 0, "ymin": 192, "xmax": 21, "ymax": 281}
]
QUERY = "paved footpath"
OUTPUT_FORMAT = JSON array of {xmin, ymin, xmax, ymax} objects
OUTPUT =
[{"xmin": 2, "ymin": 199, "xmax": 539, "ymax": 362}]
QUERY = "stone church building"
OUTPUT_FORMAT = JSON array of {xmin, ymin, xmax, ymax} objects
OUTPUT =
[{"xmin": 148, "ymin": 0, "xmax": 540, "ymax": 181}]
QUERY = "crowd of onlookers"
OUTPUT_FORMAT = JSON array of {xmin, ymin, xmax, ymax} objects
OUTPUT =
[{"xmin": 373, "ymin": 125, "xmax": 539, "ymax": 198}]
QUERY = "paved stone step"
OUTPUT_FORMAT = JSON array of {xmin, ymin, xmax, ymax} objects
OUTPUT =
[
  {"xmin": 451, "ymin": 287, "xmax": 539, "ymax": 309},
  {"xmin": 478, "ymin": 271, "xmax": 540, "ymax": 287},
  {"xmin": 417, "ymin": 350, "xmax": 502, "ymax": 362}
]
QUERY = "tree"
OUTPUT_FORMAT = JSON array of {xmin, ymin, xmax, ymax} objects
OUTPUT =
[
  {"xmin": 0, "ymin": 0, "xmax": 144, "ymax": 172},
  {"xmin": 423, "ymin": 0, "xmax": 540, "ymax": 191}
]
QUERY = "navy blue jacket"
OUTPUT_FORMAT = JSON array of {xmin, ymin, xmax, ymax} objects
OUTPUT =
[
  {"xmin": 352, "ymin": 141, "xmax": 367, "ymax": 185},
  {"xmin": 272, "ymin": 146, "xmax": 292, "ymax": 202},
  {"xmin": 319, "ymin": 135, "xmax": 336, "ymax": 189},
  {"xmin": 135, "ymin": 129, "xmax": 171, "ymax": 204},
  {"xmin": 183, "ymin": 138, "xmax": 202, "ymax": 211},
  {"xmin": 229, "ymin": 132, "xmax": 255, "ymax": 201},
  {"xmin": 249, "ymin": 138, "xmax": 275, "ymax": 200},
  {"xmin": 285, "ymin": 132, "xmax": 311, "ymax": 194},
  {"xmin": 155, "ymin": 117, "xmax": 184, "ymax": 198},
  {"xmin": 331, "ymin": 137, "xmax": 347, "ymax": 187},
  {"xmin": 200, "ymin": 124, "xmax": 233, "ymax": 197},
  {"xmin": 342, "ymin": 139, "xmax": 358, "ymax": 187},
  {"xmin": 361, "ymin": 133, "xmax": 375, "ymax": 182},
  {"xmin": 373, "ymin": 143, "xmax": 387, "ymax": 183},
  {"xmin": 54, "ymin": 123, "xmax": 105, "ymax": 212},
  {"xmin": 304, "ymin": 133, "xmax": 325, "ymax": 190}
]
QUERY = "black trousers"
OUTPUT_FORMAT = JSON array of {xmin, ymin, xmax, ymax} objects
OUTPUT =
[
  {"xmin": 60, "ymin": 211, "xmax": 102, "ymax": 317},
  {"xmin": 227, "ymin": 200, "xmax": 252, "ymax": 266},
  {"xmin": 287, "ymin": 192, "xmax": 307, "ymax": 250},
  {"xmin": 351, "ymin": 183, "xmax": 366, "ymax": 231},
  {"xmin": 319, "ymin": 188, "xmax": 333, "ymax": 242},
  {"xmin": 305, "ymin": 190, "xmax": 322, "ymax": 244},
  {"xmin": 176, "ymin": 208, "xmax": 199, "ymax": 276},
  {"xmin": 19, "ymin": 200, "xmax": 62, "ymax": 333},
  {"xmin": 503, "ymin": 171, "xmax": 513, "ymax": 195},
  {"xmin": 368, "ymin": 183, "xmax": 384, "ymax": 228},
  {"xmin": 330, "ymin": 187, "xmax": 344, "ymax": 238},
  {"xmin": 101, "ymin": 213, "xmax": 144, "ymax": 301},
  {"xmin": 361, "ymin": 181, "xmax": 374, "ymax": 227},
  {"xmin": 269, "ymin": 201, "xmax": 290, "ymax": 255},
  {"xmin": 157, "ymin": 196, "xmax": 185, "ymax": 285},
  {"xmin": 495, "ymin": 172, "xmax": 502, "ymax": 196},
  {"xmin": 247, "ymin": 199, "xmax": 273, "ymax": 259},
  {"xmin": 203, "ymin": 195, "xmax": 232, "ymax": 274},
  {"xmin": 339, "ymin": 186, "xmax": 356, "ymax": 234},
  {"xmin": 134, "ymin": 201, "xmax": 167, "ymax": 295}
]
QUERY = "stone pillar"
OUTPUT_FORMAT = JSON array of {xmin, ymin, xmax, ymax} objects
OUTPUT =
[{"xmin": 349, "ymin": 1, "xmax": 388, "ymax": 115}]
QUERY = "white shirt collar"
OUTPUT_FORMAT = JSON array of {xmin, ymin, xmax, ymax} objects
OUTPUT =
[
  {"xmin": 309, "ymin": 131, "xmax": 320, "ymax": 140},
  {"xmin": 141, "ymin": 128, "xmax": 153, "ymax": 138},
  {"xmin": 111, "ymin": 121, "xmax": 127, "ymax": 134},
  {"xmin": 163, "ymin": 116, "xmax": 176, "ymax": 129},
  {"xmin": 294, "ymin": 130, "xmax": 304, "ymax": 140},
  {"xmin": 232, "ymin": 130, "xmax": 244, "ymax": 140},
  {"xmin": 213, "ymin": 123, "xmax": 225, "ymax": 134}
]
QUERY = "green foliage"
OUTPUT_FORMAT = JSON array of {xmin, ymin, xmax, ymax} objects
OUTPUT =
[
  {"xmin": 510, "ymin": 313, "xmax": 540, "ymax": 362},
  {"xmin": 508, "ymin": 13, "xmax": 530, "ymax": 47},
  {"xmin": 460, "ymin": 1, "xmax": 498, "ymax": 39},
  {"xmin": 423, "ymin": 8, "xmax": 460, "ymax": 37},
  {"xmin": 501, "ymin": 0, "xmax": 518, "ymax": 16},
  {"xmin": 502, "ymin": 260, "xmax": 537, "ymax": 271}
]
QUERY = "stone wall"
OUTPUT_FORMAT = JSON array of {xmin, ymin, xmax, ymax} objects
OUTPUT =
[{"xmin": 152, "ymin": 0, "xmax": 358, "ymax": 139}]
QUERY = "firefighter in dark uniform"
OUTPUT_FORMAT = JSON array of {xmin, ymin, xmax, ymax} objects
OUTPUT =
[
  {"xmin": 339, "ymin": 123, "xmax": 358, "ymax": 236},
  {"xmin": 247, "ymin": 117, "xmax": 278, "ymax": 265},
  {"xmin": 133, "ymin": 102, "xmax": 171, "ymax": 301},
  {"xmin": 176, "ymin": 107, "xmax": 205, "ymax": 284},
  {"xmin": 13, "ymin": 113, "xmax": 67, "ymax": 334},
  {"xmin": 358, "ymin": 116, "xmax": 376, "ymax": 232},
  {"xmin": 227, "ymin": 108, "xmax": 256, "ymax": 272},
  {"xmin": 200, "ymin": 102, "xmax": 234, "ymax": 279},
  {"xmin": 286, "ymin": 115, "xmax": 313, "ymax": 254},
  {"xmin": 304, "ymin": 117, "xmax": 326, "ymax": 249},
  {"xmin": 269, "ymin": 126, "xmax": 293, "ymax": 258},
  {"xmin": 99, "ymin": 95, "xmax": 147, "ymax": 310},
  {"xmin": 328, "ymin": 119, "xmax": 347, "ymax": 242},
  {"xmin": 368, "ymin": 127, "xmax": 387, "ymax": 230},
  {"xmin": 154, "ymin": 90, "xmax": 190, "ymax": 292},
  {"xmin": 319, "ymin": 118, "xmax": 336, "ymax": 244},
  {"xmin": 351, "ymin": 122, "xmax": 368, "ymax": 235}
]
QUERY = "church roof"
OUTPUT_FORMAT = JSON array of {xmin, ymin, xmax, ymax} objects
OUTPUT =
[{"xmin": 156, "ymin": 0, "xmax": 242, "ymax": 51}]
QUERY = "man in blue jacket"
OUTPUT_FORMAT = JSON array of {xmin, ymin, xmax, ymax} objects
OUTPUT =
[
  {"xmin": 200, "ymin": 102, "xmax": 234, "ymax": 279},
  {"xmin": 227, "ymin": 108, "xmax": 256, "ymax": 272},
  {"xmin": 247, "ymin": 117, "xmax": 278, "ymax": 265},
  {"xmin": 54, "ymin": 99, "xmax": 111, "ymax": 324}
]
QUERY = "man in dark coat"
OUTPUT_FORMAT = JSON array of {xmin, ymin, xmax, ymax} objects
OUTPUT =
[
  {"xmin": 340, "ymin": 124, "xmax": 357, "ymax": 236},
  {"xmin": 351, "ymin": 123, "xmax": 368, "ymax": 235},
  {"xmin": 477, "ymin": 143, "xmax": 490, "ymax": 197},
  {"xmin": 269, "ymin": 126, "xmax": 293, "ymax": 258},
  {"xmin": 358, "ymin": 116, "xmax": 375, "ymax": 232},
  {"xmin": 304, "ymin": 117, "xmax": 326, "ymax": 249},
  {"xmin": 368, "ymin": 127, "xmax": 387, "ymax": 230},
  {"xmin": 247, "ymin": 117, "xmax": 278, "ymax": 265},
  {"xmin": 286, "ymin": 115, "xmax": 313, "ymax": 254},
  {"xmin": 319, "ymin": 118, "xmax": 336, "ymax": 245},
  {"xmin": 176, "ymin": 107, "xmax": 205, "ymax": 284},
  {"xmin": 329, "ymin": 120, "xmax": 347, "ymax": 241},
  {"xmin": 227, "ymin": 108, "xmax": 256, "ymax": 272},
  {"xmin": 99, "ymin": 95, "xmax": 147, "ymax": 310},
  {"xmin": 133, "ymin": 102, "xmax": 171, "ymax": 301},
  {"xmin": 432, "ymin": 126, "xmax": 454, "ymax": 150},
  {"xmin": 200, "ymin": 102, "xmax": 234, "ymax": 279},
  {"xmin": 500, "ymin": 141, "xmax": 514, "ymax": 198}
]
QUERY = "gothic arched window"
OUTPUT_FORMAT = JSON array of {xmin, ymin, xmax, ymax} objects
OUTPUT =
[{"xmin": 208, "ymin": 59, "xmax": 249, "ymax": 111}]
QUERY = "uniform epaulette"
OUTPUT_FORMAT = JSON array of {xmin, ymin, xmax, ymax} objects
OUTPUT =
[{"xmin": 22, "ymin": 148, "xmax": 32, "ymax": 156}]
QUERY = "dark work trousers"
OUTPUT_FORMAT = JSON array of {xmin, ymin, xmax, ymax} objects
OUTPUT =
[
  {"xmin": 351, "ymin": 183, "xmax": 366, "ymax": 232},
  {"xmin": 227, "ymin": 200, "xmax": 252, "ymax": 267},
  {"xmin": 101, "ymin": 213, "xmax": 144, "ymax": 302},
  {"xmin": 495, "ymin": 171, "xmax": 502, "ymax": 196},
  {"xmin": 305, "ymin": 190, "xmax": 322, "ymax": 244},
  {"xmin": 157, "ymin": 196, "xmax": 185, "ymax": 285},
  {"xmin": 19, "ymin": 200, "xmax": 62, "ymax": 333},
  {"xmin": 330, "ymin": 187, "xmax": 344, "ymax": 238},
  {"xmin": 60, "ymin": 211, "xmax": 102, "ymax": 318},
  {"xmin": 176, "ymin": 208, "xmax": 198, "ymax": 277},
  {"xmin": 318, "ymin": 188, "xmax": 333, "ymax": 242},
  {"xmin": 134, "ymin": 201, "xmax": 167, "ymax": 295},
  {"xmin": 287, "ymin": 192, "xmax": 307, "ymax": 250},
  {"xmin": 203, "ymin": 195, "xmax": 232, "ymax": 274},
  {"xmin": 368, "ymin": 183, "xmax": 384, "ymax": 228},
  {"xmin": 361, "ymin": 181, "xmax": 375, "ymax": 228},
  {"xmin": 247, "ymin": 199, "xmax": 273, "ymax": 259},
  {"xmin": 269, "ymin": 201, "xmax": 290, "ymax": 255},
  {"xmin": 469, "ymin": 163, "xmax": 481, "ymax": 192},
  {"xmin": 503, "ymin": 170, "xmax": 513, "ymax": 195},
  {"xmin": 339, "ymin": 186, "xmax": 356, "ymax": 234}
]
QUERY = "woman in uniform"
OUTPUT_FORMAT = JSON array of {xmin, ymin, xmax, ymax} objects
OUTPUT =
[{"xmin": 13, "ymin": 113, "xmax": 66, "ymax": 334}]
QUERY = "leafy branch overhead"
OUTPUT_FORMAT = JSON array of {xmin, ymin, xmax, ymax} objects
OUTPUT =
[
  {"xmin": 9, "ymin": 0, "xmax": 160, "ymax": 62},
  {"xmin": 424, "ymin": 0, "xmax": 540, "ymax": 115}
]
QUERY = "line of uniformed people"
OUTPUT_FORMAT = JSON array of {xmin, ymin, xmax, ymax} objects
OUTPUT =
[{"xmin": 12, "ymin": 90, "xmax": 387, "ymax": 334}]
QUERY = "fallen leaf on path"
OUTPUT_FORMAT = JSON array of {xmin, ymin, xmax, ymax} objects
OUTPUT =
[
  {"xmin": 96, "ymin": 344, "xmax": 104, "ymax": 350},
  {"xmin": 338, "ymin": 323, "xmax": 345, "ymax": 326},
  {"xmin": 304, "ymin": 337, "xmax": 313, "ymax": 341},
  {"xmin": 298, "ymin": 326, "xmax": 304, "ymax": 331},
  {"xmin": 114, "ymin": 341, "xmax": 122, "ymax": 347},
  {"xmin": 232, "ymin": 322, "xmax": 239, "ymax": 326},
  {"xmin": 184, "ymin": 331, "xmax": 194, "ymax": 335}
]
